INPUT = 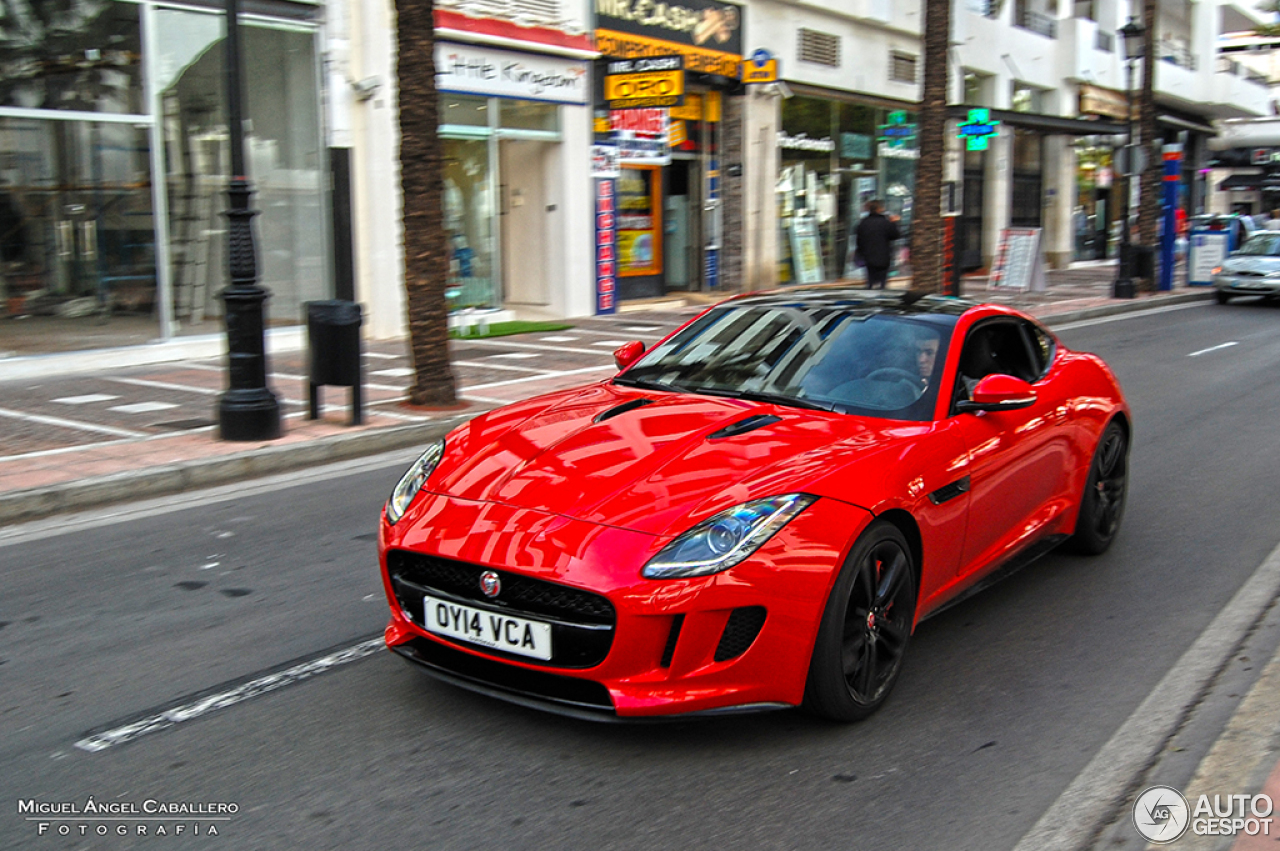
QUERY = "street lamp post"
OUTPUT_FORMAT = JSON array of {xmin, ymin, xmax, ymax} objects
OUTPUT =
[
  {"xmin": 1114, "ymin": 16, "xmax": 1146, "ymax": 300},
  {"xmin": 216, "ymin": 0, "xmax": 281, "ymax": 440}
]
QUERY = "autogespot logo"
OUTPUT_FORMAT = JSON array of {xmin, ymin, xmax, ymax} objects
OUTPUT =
[{"xmin": 1133, "ymin": 786, "xmax": 1191, "ymax": 844}]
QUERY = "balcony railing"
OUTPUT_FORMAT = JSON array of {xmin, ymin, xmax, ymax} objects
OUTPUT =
[
  {"xmin": 966, "ymin": 0, "xmax": 1001, "ymax": 18},
  {"xmin": 1217, "ymin": 55, "xmax": 1271, "ymax": 87},
  {"xmin": 1159, "ymin": 40, "xmax": 1197, "ymax": 71},
  {"xmin": 1016, "ymin": 8, "xmax": 1057, "ymax": 38}
]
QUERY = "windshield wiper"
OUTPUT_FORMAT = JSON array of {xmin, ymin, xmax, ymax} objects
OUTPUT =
[
  {"xmin": 612, "ymin": 375, "xmax": 681, "ymax": 393},
  {"xmin": 690, "ymin": 386, "xmax": 834, "ymax": 412}
]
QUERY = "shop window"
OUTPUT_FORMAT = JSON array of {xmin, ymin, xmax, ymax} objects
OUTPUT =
[
  {"xmin": 441, "ymin": 95, "xmax": 490, "ymax": 128},
  {"xmin": 0, "ymin": 0, "xmax": 144, "ymax": 115},
  {"xmin": 155, "ymin": 8, "xmax": 326, "ymax": 332},
  {"xmin": 499, "ymin": 100, "xmax": 558, "ymax": 133}
]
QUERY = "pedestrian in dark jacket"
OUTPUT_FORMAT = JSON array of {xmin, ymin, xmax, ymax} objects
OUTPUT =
[{"xmin": 855, "ymin": 200, "xmax": 900, "ymax": 289}]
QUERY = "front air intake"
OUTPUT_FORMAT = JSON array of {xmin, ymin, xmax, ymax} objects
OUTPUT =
[{"xmin": 714, "ymin": 607, "xmax": 767, "ymax": 662}]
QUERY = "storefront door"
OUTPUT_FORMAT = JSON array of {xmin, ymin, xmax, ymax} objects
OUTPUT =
[{"xmin": 499, "ymin": 138, "xmax": 551, "ymax": 306}]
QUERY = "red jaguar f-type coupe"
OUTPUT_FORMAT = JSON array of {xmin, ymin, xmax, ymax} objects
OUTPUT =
[{"xmin": 378, "ymin": 289, "xmax": 1130, "ymax": 721}]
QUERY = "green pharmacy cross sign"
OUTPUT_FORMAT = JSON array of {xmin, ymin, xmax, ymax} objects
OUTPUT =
[
  {"xmin": 958, "ymin": 108, "xmax": 1000, "ymax": 151},
  {"xmin": 878, "ymin": 110, "xmax": 916, "ymax": 148}
]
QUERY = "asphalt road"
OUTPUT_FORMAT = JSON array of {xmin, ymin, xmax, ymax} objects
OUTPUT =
[{"xmin": 3, "ymin": 300, "xmax": 1279, "ymax": 850}]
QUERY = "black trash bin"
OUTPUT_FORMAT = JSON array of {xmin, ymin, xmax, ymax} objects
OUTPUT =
[
  {"xmin": 305, "ymin": 299, "xmax": 363, "ymax": 425},
  {"xmin": 1131, "ymin": 244, "xmax": 1156, "ymax": 281}
]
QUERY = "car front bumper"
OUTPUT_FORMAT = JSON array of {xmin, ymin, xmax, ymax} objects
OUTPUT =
[
  {"xmin": 1214, "ymin": 275, "xmax": 1280, "ymax": 297},
  {"xmin": 379, "ymin": 492, "xmax": 873, "ymax": 718}
]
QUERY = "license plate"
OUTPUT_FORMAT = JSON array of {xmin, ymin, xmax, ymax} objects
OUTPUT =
[{"xmin": 421, "ymin": 594, "xmax": 552, "ymax": 661}]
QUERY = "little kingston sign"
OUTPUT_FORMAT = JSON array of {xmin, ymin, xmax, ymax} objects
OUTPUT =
[{"xmin": 958, "ymin": 108, "xmax": 1000, "ymax": 151}]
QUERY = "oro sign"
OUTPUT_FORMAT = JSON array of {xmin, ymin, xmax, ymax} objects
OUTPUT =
[{"xmin": 605, "ymin": 56, "xmax": 684, "ymax": 109}]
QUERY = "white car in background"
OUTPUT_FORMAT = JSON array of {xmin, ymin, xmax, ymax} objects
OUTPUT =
[{"xmin": 1213, "ymin": 231, "xmax": 1280, "ymax": 304}]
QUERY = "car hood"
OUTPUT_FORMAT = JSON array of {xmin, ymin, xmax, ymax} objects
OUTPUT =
[
  {"xmin": 1224, "ymin": 255, "xmax": 1280, "ymax": 274},
  {"xmin": 426, "ymin": 383, "xmax": 902, "ymax": 538}
]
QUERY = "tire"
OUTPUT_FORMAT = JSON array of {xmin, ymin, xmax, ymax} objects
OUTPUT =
[
  {"xmin": 804, "ymin": 521, "xmax": 917, "ymax": 722},
  {"xmin": 1215, "ymin": 290, "xmax": 1231, "ymax": 304},
  {"xmin": 1066, "ymin": 420, "xmax": 1129, "ymax": 555}
]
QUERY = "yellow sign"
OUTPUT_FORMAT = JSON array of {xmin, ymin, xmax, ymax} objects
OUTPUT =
[
  {"xmin": 741, "ymin": 58, "xmax": 777, "ymax": 83},
  {"xmin": 596, "ymin": 29, "xmax": 741, "ymax": 78},
  {"xmin": 605, "ymin": 69, "xmax": 685, "ymax": 109},
  {"xmin": 668, "ymin": 119, "xmax": 687, "ymax": 146}
]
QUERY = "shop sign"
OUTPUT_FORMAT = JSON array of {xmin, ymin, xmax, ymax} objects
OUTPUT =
[
  {"xmin": 596, "ymin": 178, "xmax": 619, "ymax": 314},
  {"xmin": 958, "ymin": 108, "xmax": 1000, "ymax": 151},
  {"xmin": 1251, "ymin": 148, "xmax": 1280, "ymax": 165},
  {"xmin": 436, "ymin": 42, "xmax": 588, "ymax": 105},
  {"xmin": 778, "ymin": 132, "xmax": 835, "ymax": 153},
  {"xmin": 609, "ymin": 108, "xmax": 672, "ymax": 165},
  {"xmin": 841, "ymin": 133, "xmax": 872, "ymax": 160},
  {"xmin": 878, "ymin": 111, "xmax": 916, "ymax": 148},
  {"xmin": 592, "ymin": 144, "xmax": 621, "ymax": 178},
  {"xmin": 1079, "ymin": 84, "xmax": 1129, "ymax": 120},
  {"xmin": 741, "ymin": 48, "xmax": 778, "ymax": 83},
  {"xmin": 595, "ymin": 0, "xmax": 743, "ymax": 78},
  {"xmin": 605, "ymin": 56, "xmax": 685, "ymax": 109},
  {"xmin": 789, "ymin": 217, "xmax": 825, "ymax": 284},
  {"xmin": 879, "ymin": 143, "xmax": 918, "ymax": 159}
]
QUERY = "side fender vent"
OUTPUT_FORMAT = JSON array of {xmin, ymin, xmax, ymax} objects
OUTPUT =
[
  {"xmin": 708, "ymin": 414, "xmax": 781, "ymax": 440},
  {"xmin": 593, "ymin": 398, "xmax": 655, "ymax": 423}
]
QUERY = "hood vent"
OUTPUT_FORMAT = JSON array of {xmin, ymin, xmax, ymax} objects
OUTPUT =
[
  {"xmin": 708, "ymin": 414, "xmax": 781, "ymax": 440},
  {"xmin": 593, "ymin": 397, "xmax": 655, "ymax": 423}
]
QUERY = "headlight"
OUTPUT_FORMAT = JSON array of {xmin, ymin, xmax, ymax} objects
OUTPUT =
[
  {"xmin": 385, "ymin": 440, "xmax": 445, "ymax": 525},
  {"xmin": 641, "ymin": 494, "xmax": 817, "ymax": 579}
]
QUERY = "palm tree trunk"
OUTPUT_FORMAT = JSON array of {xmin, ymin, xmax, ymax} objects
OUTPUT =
[
  {"xmin": 911, "ymin": 0, "xmax": 951, "ymax": 294},
  {"xmin": 397, "ymin": 0, "xmax": 457, "ymax": 405}
]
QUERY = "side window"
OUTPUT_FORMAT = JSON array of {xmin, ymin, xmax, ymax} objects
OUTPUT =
[
  {"xmin": 954, "ymin": 321, "xmax": 1038, "ymax": 403},
  {"xmin": 1024, "ymin": 322, "xmax": 1056, "ymax": 379}
]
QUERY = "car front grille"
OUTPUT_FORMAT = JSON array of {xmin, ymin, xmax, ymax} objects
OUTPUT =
[
  {"xmin": 386, "ymin": 550, "xmax": 616, "ymax": 668},
  {"xmin": 714, "ymin": 607, "xmax": 767, "ymax": 662}
]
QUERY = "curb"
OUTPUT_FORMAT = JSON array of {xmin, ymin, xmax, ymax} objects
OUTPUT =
[
  {"xmin": 1035, "ymin": 288, "xmax": 1215, "ymax": 327},
  {"xmin": 0, "ymin": 417, "xmax": 464, "ymax": 527},
  {"xmin": 0, "ymin": 291, "xmax": 1214, "ymax": 528}
]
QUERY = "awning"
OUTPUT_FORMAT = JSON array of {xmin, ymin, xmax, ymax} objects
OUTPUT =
[
  {"xmin": 1218, "ymin": 172, "xmax": 1263, "ymax": 190},
  {"xmin": 945, "ymin": 106, "xmax": 1126, "ymax": 136}
]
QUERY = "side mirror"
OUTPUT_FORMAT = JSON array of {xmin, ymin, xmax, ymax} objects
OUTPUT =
[
  {"xmin": 613, "ymin": 341, "xmax": 646, "ymax": 371},
  {"xmin": 956, "ymin": 374, "xmax": 1037, "ymax": 414}
]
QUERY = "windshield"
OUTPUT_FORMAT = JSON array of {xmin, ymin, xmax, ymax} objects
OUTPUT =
[
  {"xmin": 1235, "ymin": 233, "xmax": 1280, "ymax": 257},
  {"xmin": 615, "ymin": 303, "xmax": 955, "ymax": 421}
]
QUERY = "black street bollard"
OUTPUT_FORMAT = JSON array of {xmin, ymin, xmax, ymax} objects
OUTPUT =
[{"xmin": 305, "ymin": 300, "xmax": 363, "ymax": 425}]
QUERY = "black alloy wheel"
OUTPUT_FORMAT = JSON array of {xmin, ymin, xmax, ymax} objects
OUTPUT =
[
  {"xmin": 804, "ymin": 521, "xmax": 916, "ymax": 722},
  {"xmin": 1067, "ymin": 419, "xmax": 1128, "ymax": 555}
]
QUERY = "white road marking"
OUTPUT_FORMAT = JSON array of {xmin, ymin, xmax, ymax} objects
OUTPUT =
[
  {"xmin": 0, "ymin": 406, "xmax": 144, "ymax": 438},
  {"xmin": 1188, "ymin": 341, "xmax": 1238, "ymax": 357},
  {"xmin": 591, "ymin": 340, "xmax": 629, "ymax": 347},
  {"xmin": 1012, "ymin": 537, "xmax": 1280, "ymax": 851},
  {"xmin": 452, "ymin": 338, "xmax": 615, "ymax": 357},
  {"xmin": 539, "ymin": 336, "xmax": 579, "ymax": 342},
  {"xmin": 461, "ymin": 394, "xmax": 515, "ymax": 404},
  {"xmin": 453, "ymin": 360, "xmax": 552, "ymax": 375},
  {"xmin": 109, "ymin": 402, "xmax": 180, "ymax": 414},
  {"xmin": 75, "ymin": 638, "xmax": 385, "ymax": 752},
  {"xmin": 490, "ymin": 352, "xmax": 540, "ymax": 360},
  {"xmin": 52, "ymin": 394, "xmax": 119, "ymax": 405},
  {"xmin": 465, "ymin": 364, "xmax": 615, "ymax": 392},
  {"xmin": 372, "ymin": 368, "xmax": 414, "ymax": 377},
  {"xmin": 622, "ymin": 325, "xmax": 661, "ymax": 332},
  {"xmin": 110, "ymin": 377, "xmax": 218, "ymax": 396},
  {"xmin": 1049, "ymin": 301, "xmax": 1207, "ymax": 331},
  {"xmin": 363, "ymin": 352, "xmax": 399, "ymax": 359}
]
